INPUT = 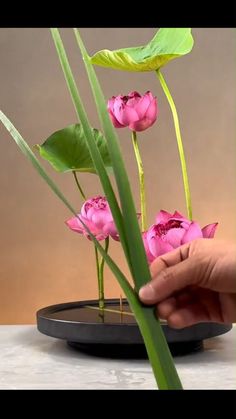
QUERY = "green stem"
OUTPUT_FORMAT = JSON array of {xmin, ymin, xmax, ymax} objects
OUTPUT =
[
  {"xmin": 94, "ymin": 245, "xmax": 104, "ymax": 309},
  {"xmin": 131, "ymin": 131, "xmax": 147, "ymax": 231},
  {"xmin": 156, "ymin": 69, "xmax": 192, "ymax": 220},
  {"xmin": 72, "ymin": 170, "xmax": 86, "ymax": 200},
  {"xmin": 99, "ymin": 237, "xmax": 109, "ymax": 302},
  {"xmin": 94, "ymin": 238, "xmax": 109, "ymax": 310}
]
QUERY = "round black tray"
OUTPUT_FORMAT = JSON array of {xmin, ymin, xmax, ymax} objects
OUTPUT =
[{"xmin": 36, "ymin": 299, "xmax": 232, "ymax": 357}]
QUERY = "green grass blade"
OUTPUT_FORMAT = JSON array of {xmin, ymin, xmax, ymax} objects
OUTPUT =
[
  {"xmin": 89, "ymin": 252, "xmax": 183, "ymax": 390},
  {"xmin": 74, "ymin": 29, "xmax": 150, "ymax": 290},
  {"xmin": 78, "ymin": 215, "xmax": 182, "ymax": 390},
  {"xmin": 50, "ymin": 28, "xmax": 131, "ymax": 267}
]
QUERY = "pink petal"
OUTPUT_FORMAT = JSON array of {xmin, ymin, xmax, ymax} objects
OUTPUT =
[
  {"xmin": 144, "ymin": 98, "xmax": 158, "ymax": 123},
  {"xmin": 119, "ymin": 106, "xmax": 139, "ymax": 126},
  {"xmin": 165, "ymin": 227, "xmax": 186, "ymax": 248},
  {"xmin": 113, "ymin": 99, "xmax": 139, "ymax": 126},
  {"xmin": 84, "ymin": 224, "xmax": 107, "ymax": 241},
  {"xmin": 126, "ymin": 92, "xmax": 141, "ymax": 107},
  {"xmin": 107, "ymin": 97, "xmax": 123, "ymax": 127},
  {"xmin": 65, "ymin": 216, "xmax": 84, "ymax": 234},
  {"xmin": 155, "ymin": 210, "xmax": 173, "ymax": 224},
  {"xmin": 170, "ymin": 211, "xmax": 191, "ymax": 229},
  {"xmin": 134, "ymin": 94, "xmax": 151, "ymax": 119},
  {"xmin": 103, "ymin": 221, "xmax": 120, "ymax": 241},
  {"xmin": 181, "ymin": 222, "xmax": 203, "ymax": 244},
  {"xmin": 90, "ymin": 233, "xmax": 107, "ymax": 241},
  {"xmin": 146, "ymin": 226, "xmax": 173, "ymax": 257},
  {"xmin": 146, "ymin": 91, "xmax": 154, "ymax": 101},
  {"xmin": 65, "ymin": 215, "xmax": 97, "ymax": 236},
  {"xmin": 180, "ymin": 221, "xmax": 192, "ymax": 230},
  {"xmin": 80, "ymin": 202, "xmax": 88, "ymax": 218},
  {"xmin": 129, "ymin": 117, "xmax": 153, "ymax": 132},
  {"xmin": 107, "ymin": 97, "xmax": 115, "ymax": 111},
  {"xmin": 149, "ymin": 235, "xmax": 173, "ymax": 258},
  {"xmin": 142, "ymin": 231, "xmax": 155, "ymax": 263},
  {"xmin": 108, "ymin": 109, "xmax": 124, "ymax": 128},
  {"xmin": 86, "ymin": 206, "xmax": 95, "ymax": 220},
  {"xmin": 172, "ymin": 211, "xmax": 187, "ymax": 220},
  {"xmin": 91, "ymin": 210, "xmax": 112, "ymax": 229},
  {"xmin": 202, "ymin": 223, "xmax": 218, "ymax": 238},
  {"xmin": 126, "ymin": 97, "xmax": 140, "ymax": 107},
  {"xmin": 128, "ymin": 91, "xmax": 141, "ymax": 99}
]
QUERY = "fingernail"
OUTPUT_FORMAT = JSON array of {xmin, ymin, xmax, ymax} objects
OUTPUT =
[{"xmin": 139, "ymin": 284, "xmax": 155, "ymax": 301}]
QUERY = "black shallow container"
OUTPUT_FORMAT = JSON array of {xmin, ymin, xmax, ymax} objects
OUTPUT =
[{"xmin": 37, "ymin": 299, "xmax": 232, "ymax": 358}]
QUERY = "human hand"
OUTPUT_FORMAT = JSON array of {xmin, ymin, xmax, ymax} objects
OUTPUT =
[{"xmin": 139, "ymin": 239, "xmax": 236, "ymax": 328}]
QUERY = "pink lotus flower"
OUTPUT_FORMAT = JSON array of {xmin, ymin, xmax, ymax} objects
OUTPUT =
[
  {"xmin": 108, "ymin": 91, "xmax": 158, "ymax": 132},
  {"xmin": 66, "ymin": 196, "xmax": 119, "ymax": 241},
  {"xmin": 143, "ymin": 210, "xmax": 218, "ymax": 263}
]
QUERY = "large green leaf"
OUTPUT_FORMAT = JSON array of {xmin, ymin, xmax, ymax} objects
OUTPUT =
[
  {"xmin": 36, "ymin": 124, "xmax": 112, "ymax": 174},
  {"xmin": 90, "ymin": 28, "xmax": 194, "ymax": 72}
]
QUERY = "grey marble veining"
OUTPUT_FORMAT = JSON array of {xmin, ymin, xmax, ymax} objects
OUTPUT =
[{"xmin": 0, "ymin": 325, "xmax": 235, "ymax": 389}]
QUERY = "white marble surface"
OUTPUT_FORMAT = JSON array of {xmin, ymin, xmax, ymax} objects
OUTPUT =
[{"xmin": 0, "ymin": 325, "xmax": 235, "ymax": 389}]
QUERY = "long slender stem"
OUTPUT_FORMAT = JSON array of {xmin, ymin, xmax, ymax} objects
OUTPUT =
[
  {"xmin": 131, "ymin": 131, "xmax": 147, "ymax": 231},
  {"xmin": 73, "ymin": 169, "xmax": 108, "ymax": 310},
  {"xmin": 72, "ymin": 170, "xmax": 86, "ymax": 200},
  {"xmin": 94, "ymin": 245, "xmax": 104, "ymax": 309},
  {"xmin": 99, "ymin": 237, "xmax": 109, "ymax": 291},
  {"xmin": 94, "ymin": 238, "xmax": 109, "ymax": 309},
  {"xmin": 156, "ymin": 69, "xmax": 192, "ymax": 220}
]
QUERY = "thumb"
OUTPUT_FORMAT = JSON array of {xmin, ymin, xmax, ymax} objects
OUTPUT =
[{"xmin": 139, "ymin": 258, "xmax": 200, "ymax": 304}]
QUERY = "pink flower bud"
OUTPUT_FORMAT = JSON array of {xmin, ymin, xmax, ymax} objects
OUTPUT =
[
  {"xmin": 65, "ymin": 196, "xmax": 119, "ymax": 241},
  {"xmin": 108, "ymin": 91, "xmax": 158, "ymax": 132}
]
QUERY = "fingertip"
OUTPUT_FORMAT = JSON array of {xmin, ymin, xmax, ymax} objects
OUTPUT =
[{"xmin": 139, "ymin": 283, "xmax": 157, "ymax": 304}]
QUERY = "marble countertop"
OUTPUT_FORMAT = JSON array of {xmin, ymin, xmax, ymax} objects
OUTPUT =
[{"xmin": 0, "ymin": 325, "xmax": 235, "ymax": 389}]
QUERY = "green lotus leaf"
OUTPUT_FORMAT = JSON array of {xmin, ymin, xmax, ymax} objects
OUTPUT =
[
  {"xmin": 35, "ymin": 124, "xmax": 112, "ymax": 174},
  {"xmin": 90, "ymin": 28, "xmax": 194, "ymax": 72}
]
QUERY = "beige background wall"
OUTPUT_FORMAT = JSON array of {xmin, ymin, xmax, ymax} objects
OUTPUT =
[{"xmin": 0, "ymin": 28, "xmax": 235, "ymax": 323}]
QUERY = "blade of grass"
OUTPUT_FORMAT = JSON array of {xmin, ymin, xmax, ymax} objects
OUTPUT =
[
  {"xmin": 70, "ymin": 30, "xmax": 182, "ymax": 389},
  {"xmin": 74, "ymin": 28, "xmax": 150, "ymax": 290},
  {"xmin": 80, "ymin": 216, "xmax": 182, "ymax": 390},
  {"xmin": 50, "ymin": 28, "xmax": 132, "ymax": 272}
]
